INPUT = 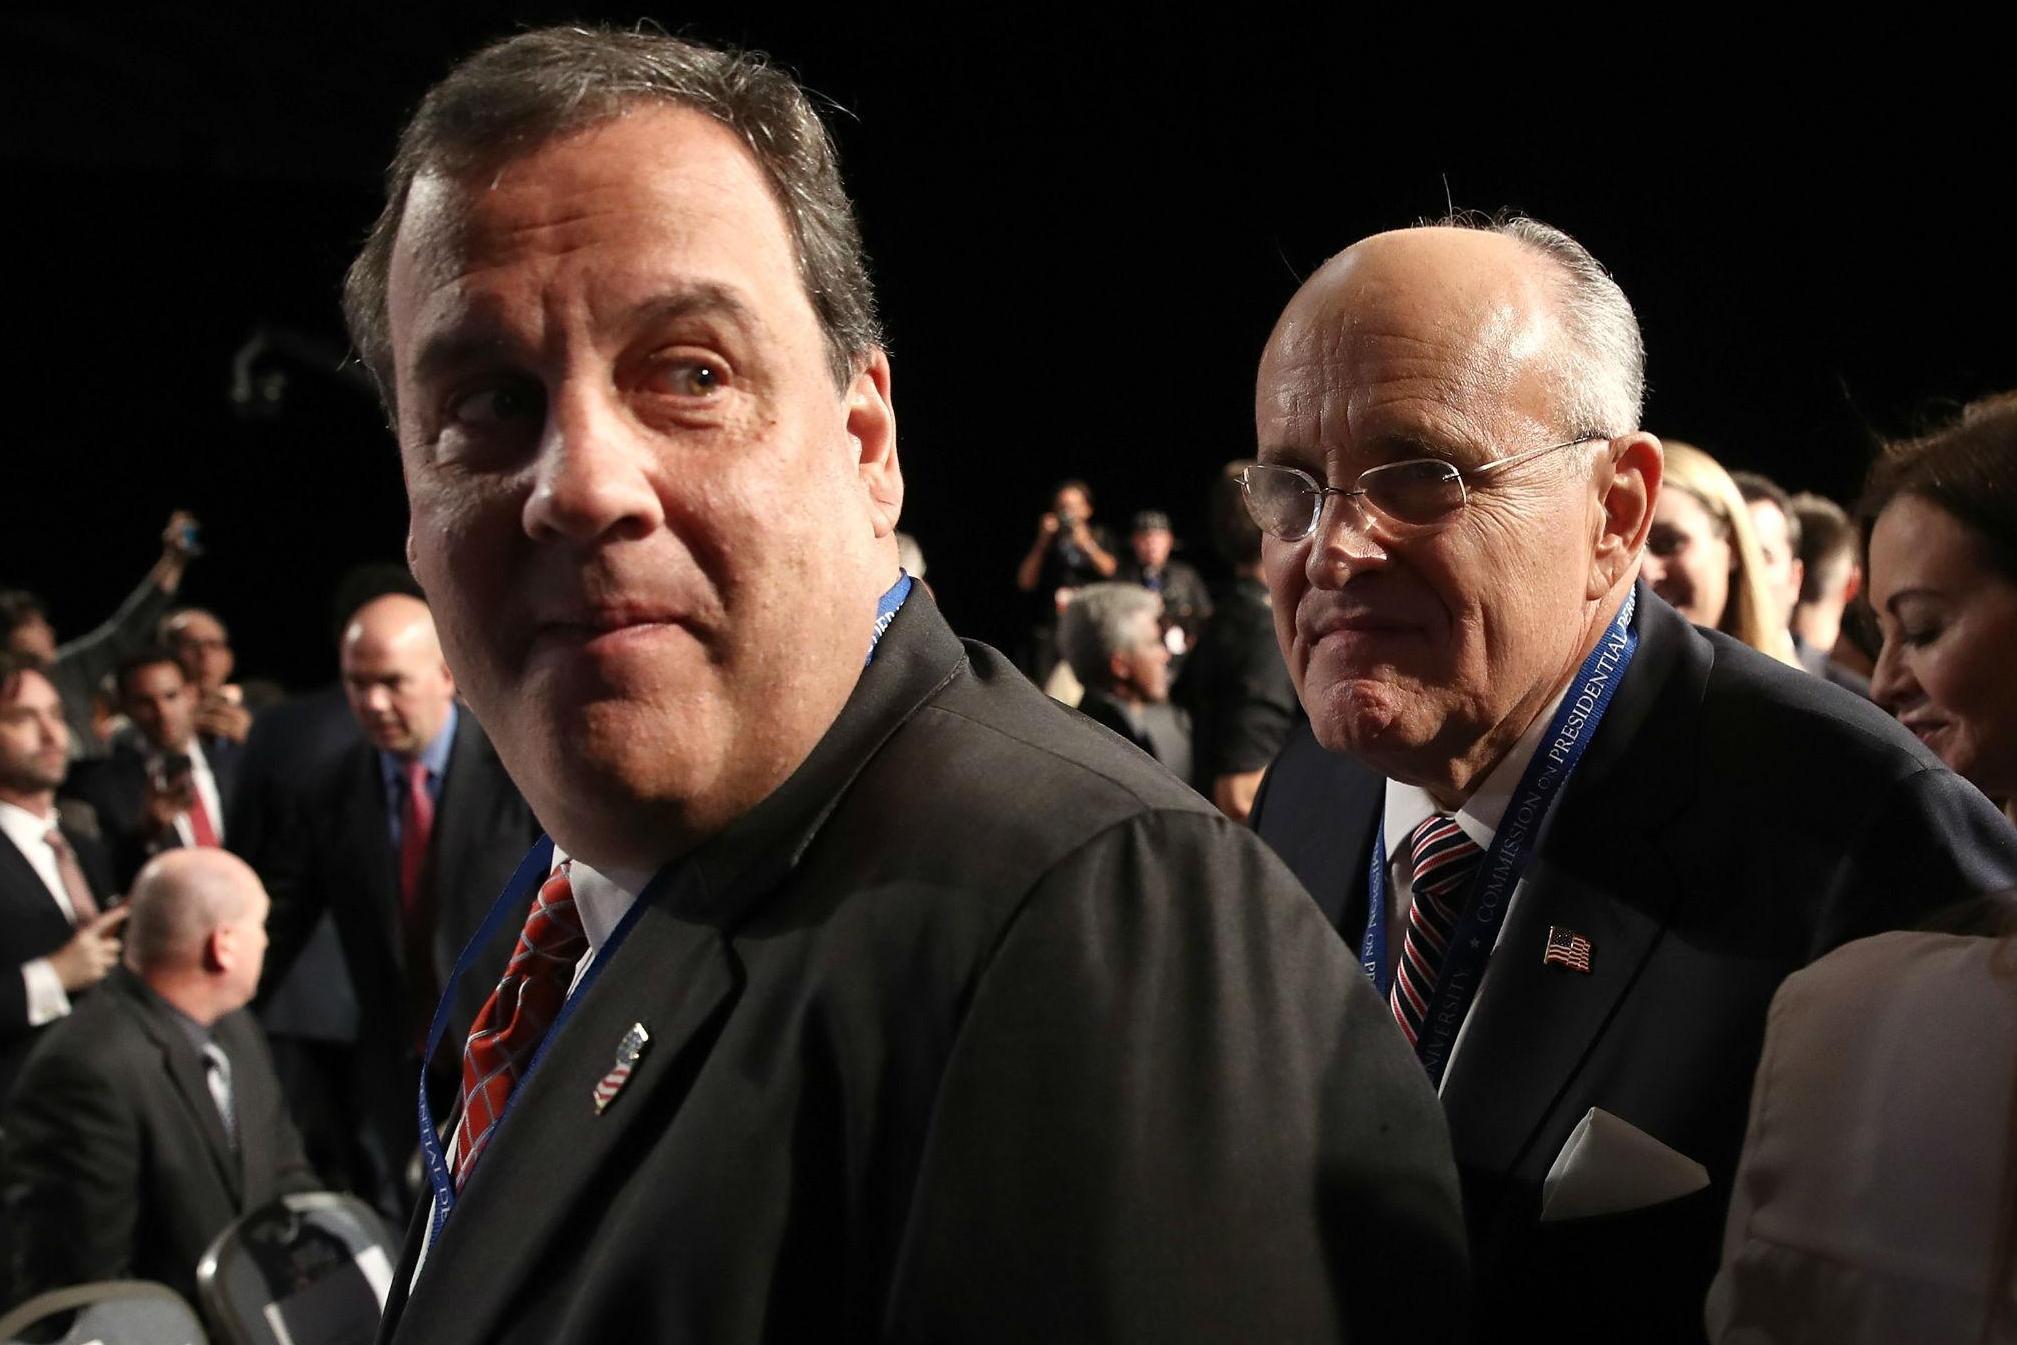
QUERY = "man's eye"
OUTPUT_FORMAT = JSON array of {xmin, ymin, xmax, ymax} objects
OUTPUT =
[
  {"xmin": 446, "ymin": 379, "xmax": 545, "ymax": 428},
  {"xmin": 647, "ymin": 359, "xmax": 726, "ymax": 398}
]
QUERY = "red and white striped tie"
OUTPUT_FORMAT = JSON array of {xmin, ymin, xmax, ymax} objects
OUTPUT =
[{"xmin": 1389, "ymin": 815, "xmax": 1485, "ymax": 1052}]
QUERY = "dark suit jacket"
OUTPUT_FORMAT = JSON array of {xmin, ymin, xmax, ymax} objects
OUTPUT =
[
  {"xmin": 1250, "ymin": 584, "xmax": 2017, "ymax": 1342},
  {"xmin": 61, "ymin": 733, "xmax": 244, "ymax": 890},
  {"xmin": 261, "ymin": 712, "xmax": 537, "ymax": 1204},
  {"xmin": 0, "ymin": 818, "xmax": 113, "ymax": 1100},
  {"xmin": 2, "ymin": 967, "xmax": 315, "ymax": 1308},
  {"xmin": 1173, "ymin": 575, "xmax": 1300, "ymax": 793},
  {"xmin": 378, "ymin": 591, "xmax": 1468, "ymax": 1345}
]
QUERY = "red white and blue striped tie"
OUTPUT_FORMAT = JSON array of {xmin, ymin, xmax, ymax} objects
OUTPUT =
[
  {"xmin": 1390, "ymin": 815, "xmax": 1485, "ymax": 1051},
  {"xmin": 454, "ymin": 862, "xmax": 590, "ymax": 1190}
]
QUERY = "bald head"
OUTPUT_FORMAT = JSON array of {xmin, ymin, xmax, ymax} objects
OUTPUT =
[
  {"xmin": 341, "ymin": 594, "xmax": 458, "ymax": 758},
  {"xmin": 126, "ymin": 849, "xmax": 268, "ymax": 979}
]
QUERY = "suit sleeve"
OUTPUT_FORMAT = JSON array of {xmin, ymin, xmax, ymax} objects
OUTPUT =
[
  {"xmin": 3, "ymin": 1039, "xmax": 141, "ymax": 1296},
  {"xmin": 52, "ymin": 576, "xmax": 175, "ymax": 694},
  {"xmin": 1822, "ymin": 764, "xmax": 2017, "ymax": 951},
  {"xmin": 883, "ymin": 809, "xmax": 1468, "ymax": 1343}
]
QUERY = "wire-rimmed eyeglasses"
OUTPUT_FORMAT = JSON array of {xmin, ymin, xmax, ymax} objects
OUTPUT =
[{"xmin": 1239, "ymin": 434, "xmax": 1609, "ymax": 542}]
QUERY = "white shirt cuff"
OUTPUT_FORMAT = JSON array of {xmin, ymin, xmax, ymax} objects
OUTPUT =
[{"xmin": 21, "ymin": 959, "xmax": 72, "ymax": 1027}]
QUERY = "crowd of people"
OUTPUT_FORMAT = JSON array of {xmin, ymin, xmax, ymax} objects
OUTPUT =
[{"xmin": 2, "ymin": 21, "xmax": 2015, "ymax": 1345}]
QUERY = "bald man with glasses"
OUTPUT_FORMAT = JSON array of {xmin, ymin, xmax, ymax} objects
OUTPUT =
[{"xmin": 1244, "ymin": 216, "xmax": 2017, "ymax": 1342}]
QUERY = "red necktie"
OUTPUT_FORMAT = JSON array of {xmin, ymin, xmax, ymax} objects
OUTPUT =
[
  {"xmin": 185, "ymin": 779, "xmax": 220, "ymax": 848},
  {"xmin": 43, "ymin": 828, "xmax": 100, "ymax": 925},
  {"xmin": 399, "ymin": 760, "xmax": 435, "ymax": 912},
  {"xmin": 454, "ymin": 863, "xmax": 589, "ymax": 1190},
  {"xmin": 1390, "ymin": 815, "xmax": 1485, "ymax": 1052},
  {"xmin": 399, "ymin": 760, "xmax": 441, "ymax": 1047}
]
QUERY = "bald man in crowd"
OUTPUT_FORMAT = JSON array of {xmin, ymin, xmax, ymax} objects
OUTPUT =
[
  {"xmin": 1243, "ymin": 216, "xmax": 2017, "ymax": 1340},
  {"xmin": 4, "ymin": 849, "xmax": 314, "ymax": 1309},
  {"xmin": 261, "ymin": 594, "xmax": 535, "ymax": 1217}
]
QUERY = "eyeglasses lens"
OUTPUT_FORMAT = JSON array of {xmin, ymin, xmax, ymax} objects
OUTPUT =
[{"xmin": 1360, "ymin": 460, "xmax": 1465, "ymax": 526}]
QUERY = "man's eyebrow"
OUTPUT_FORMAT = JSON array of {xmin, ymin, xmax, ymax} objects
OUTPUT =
[
  {"xmin": 628, "ymin": 283, "xmax": 762, "ymax": 336},
  {"xmin": 409, "ymin": 283, "xmax": 763, "ymax": 384}
]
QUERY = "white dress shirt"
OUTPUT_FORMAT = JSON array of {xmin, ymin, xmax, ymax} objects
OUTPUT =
[
  {"xmin": 167, "ymin": 739, "xmax": 225, "ymax": 848},
  {"xmin": 1378, "ymin": 683, "xmax": 1568, "ymax": 1088},
  {"xmin": 0, "ymin": 800, "xmax": 78, "ymax": 1025}
]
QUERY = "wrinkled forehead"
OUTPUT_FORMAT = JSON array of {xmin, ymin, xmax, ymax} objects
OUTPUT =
[
  {"xmin": 0, "ymin": 668, "xmax": 58, "ymax": 709},
  {"xmin": 1258, "ymin": 233, "xmax": 1566, "ymax": 448}
]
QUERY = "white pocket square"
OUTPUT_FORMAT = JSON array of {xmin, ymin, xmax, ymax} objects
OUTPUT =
[{"xmin": 1540, "ymin": 1106, "xmax": 1709, "ymax": 1222}]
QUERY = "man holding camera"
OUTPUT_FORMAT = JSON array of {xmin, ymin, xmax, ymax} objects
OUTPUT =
[{"xmin": 63, "ymin": 648, "xmax": 239, "ymax": 889}]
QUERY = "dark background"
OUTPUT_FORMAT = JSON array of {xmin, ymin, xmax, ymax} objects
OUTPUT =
[{"xmin": 6, "ymin": 9, "xmax": 2010, "ymax": 689}]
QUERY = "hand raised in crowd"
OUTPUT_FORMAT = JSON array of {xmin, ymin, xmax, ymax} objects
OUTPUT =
[
  {"xmin": 194, "ymin": 688, "xmax": 252, "ymax": 743},
  {"xmin": 161, "ymin": 510, "xmax": 202, "ymax": 561},
  {"xmin": 142, "ymin": 763, "xmax": 195, "ymax": 840},
  {"xmin": 47, "ymin": 905, "xmax": 129, "ymax": 992},
  {"xmin": 1038, "ymin": 510, "xmax": 1062, "ymax": 538}
]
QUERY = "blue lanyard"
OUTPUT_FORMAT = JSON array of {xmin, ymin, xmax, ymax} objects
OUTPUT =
[
  {"xmin": 418, "ymin": 840, "xmax": 665, "ymax": 1241},
  {"xmin": 419, "ymin": 570, "xmax": 916, "ymax": 1242},
  {"xmin": 1361, "ymin": 589, "xmax": 1639, "ymax": 1087}
]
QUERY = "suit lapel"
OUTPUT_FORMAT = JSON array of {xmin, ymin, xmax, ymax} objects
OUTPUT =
[
  {"xmin": 118, "ymin": 973, "xmax": 245, "ymax": 1201},
  {"xmin": 1438, "ymin": 586, "xmax": 1708, "ymax": 1175},
  {"xmin": 401, "ymin": 873, "xmax": 739, "ymax": 1344},
  {"xmin": 338, "ymin": 746, "xmax": 404, "ymax": 975},
  {"xmin": 392, "ymin": 591, "xmax": 971, "ymax": 1342},
  {"xmin": 427, "ymin": 715, "xmax": 489, "ymax": 957}
]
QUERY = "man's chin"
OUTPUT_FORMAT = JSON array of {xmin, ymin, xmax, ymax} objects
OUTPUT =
[{"xmin": 1304, "ymin": 677, "xmax": 1438, "ymax": 769}]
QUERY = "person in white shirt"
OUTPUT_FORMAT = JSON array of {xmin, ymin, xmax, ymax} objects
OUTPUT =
[{"xmin": 0, "ymin": 652, "xmax": 129, "ymax": 1099}]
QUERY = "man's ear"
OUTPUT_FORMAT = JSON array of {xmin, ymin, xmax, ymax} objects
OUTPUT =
[
  {"xmin": 847, "ymin": 349, "xmax": 902, "ymax": 539},
  {"xmin": 1589, "ymin": 433, "xmax": 1661, "ymax": 600},
  {"xmin": 1106, "ymin": 650, "xmax": 1132, "ymax": 690},
  {"xmin": 203, "ymin": 926, "xmax": 230, "ymax": 976}
]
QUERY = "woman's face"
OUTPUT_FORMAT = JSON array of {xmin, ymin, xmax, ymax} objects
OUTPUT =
[
  {"xmin": 1644, "ymin": 488, "xmax": 1733, "ymax": 629},
  {"xmin": 1870, "ymin": 495, "xmax": 2017, "ymax": 799}
]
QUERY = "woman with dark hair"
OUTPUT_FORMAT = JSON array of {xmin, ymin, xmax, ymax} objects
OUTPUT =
[
  {"xmin": 1863, "ymin": 392, "xmax": 2017, "ymax": 819},
  {"xmin": 1709, "ymin": 394, "xmax": 2017, "ymax": 1343}
]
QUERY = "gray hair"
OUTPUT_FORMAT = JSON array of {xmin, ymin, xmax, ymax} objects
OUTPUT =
[
  {"xmin": 342, "ymin": 24, "xmax": 882, "ymax": 412},
  {"xmin": 1058, "ymin": 583, "xmax": 1161, "ymax": 690},
  {"xmin": 1438, "ymin": 213, "xmax": 1646, "ymax": 438}
]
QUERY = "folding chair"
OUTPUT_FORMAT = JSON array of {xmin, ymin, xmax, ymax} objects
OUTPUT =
[
  {"xmin": 0, "ymin": 1279, "xmax": 206, "ymax": 1344},
  {"xmin": 195, "ymin": 1193, "xmax": 396, "ymax": 1345}
]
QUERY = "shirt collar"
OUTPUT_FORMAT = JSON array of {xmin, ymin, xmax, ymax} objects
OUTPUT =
[
  {"xmin": 0, "ymin": 799, "xmax": 58, "ymax": 854},
  {"xmin": 547, "ymin": 847, "xmax": 655, "ymax": 958},
  {"xmin": 1381, "ymin": 680, "xmax": 1571, "ymax": 854}
]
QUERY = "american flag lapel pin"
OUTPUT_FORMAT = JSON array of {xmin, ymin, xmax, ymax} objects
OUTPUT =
[
  {"xmin": 593, "ymin": 1022, "xmax": 652, "ymax": 1114},
  {"xmin": 1543, "ymin": 926, "xmax": 1594, "ymax": 974}
]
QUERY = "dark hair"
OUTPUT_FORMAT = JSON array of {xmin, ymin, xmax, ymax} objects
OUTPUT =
[
  {"xmin": 1859, "ymin": 390, "xmax": 2017, "ymax": 583},
  {"xmin": 1790, "ymin": 492, "xmax": 1856, "ymax": 603},
  {"xmin": 114, "ymin": 647, "xmax": 184, "ymax": 698},
  {"xmin": 0, "ymin": 649, "xmax": 44, "ymax": 702},
  {"xmin": 343, "ymin": 24, "xmax": 881, "ymax": 412},
  {"xmin": 1731, "ymin": 470, "xmax": 1802, "ymax": 552},
  {"xmin": 1209, "ymin": 460, "xmax": 1263, "ymax": 568},
  {"xmin": 0, "ymin": 589, "xmax": 47, "ymax": 638},
  {"xmin": 1052, "ymin": 479, "xmax": 1094, "ymax": 509}
]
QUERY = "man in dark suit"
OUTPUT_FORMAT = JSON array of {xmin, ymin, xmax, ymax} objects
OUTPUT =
[
  {"xmin": 1242, "ymin": 217, "xmax": 2017, "ymax": 1341},
  {"xmin": 62, "ymin": 648, "xmax": 241, "ymax": 889},
  {"xmin": 340, "ymin": 26, "xmax": 1466, "ymax": 1343},
  {"xmin": 4, "ymin": 847, "xmax": 316, "ymax": 1310},
  {"xmin": 0, "ymin": 654, "xmax": 129, "ymax": 1101},
  {"xmin": 260, "ymin": 594, "xmax": 535, "ymax": 1217}
]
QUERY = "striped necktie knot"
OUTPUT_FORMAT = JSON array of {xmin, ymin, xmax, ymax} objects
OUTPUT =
[{"xmin": 1390, "ymin": 815, "xmax": 1485, "ymax": 1053}]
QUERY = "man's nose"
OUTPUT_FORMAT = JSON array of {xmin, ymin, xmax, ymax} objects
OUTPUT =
[
  {"xmin": 522, "ymin": 382, "xmax": 669, "ymax": 544},
  {"xmin": 1303, "ymin": 491, "xmax": 1389, "ymax": 586}
]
